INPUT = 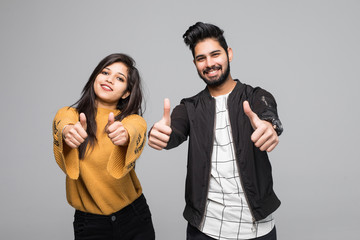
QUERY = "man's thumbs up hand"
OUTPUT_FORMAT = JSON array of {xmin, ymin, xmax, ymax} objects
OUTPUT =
[
  {"xmin": 162, "ymin": 98, "xmax": 171, "ymax": 126},
  {"xmin": 243, "ymin": 101, "xmax": 279, "ymax": 152},
  {"xmin": 148, "ymin": 98, "xmax": 173, "ymax": 150},
  {"xmin": 243, "ymin": 100, "xmax": 262, "ymax": 130}
]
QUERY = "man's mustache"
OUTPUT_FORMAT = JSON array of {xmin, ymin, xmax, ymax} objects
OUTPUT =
[{"xmin": 203, "ymin": 65, "xmax": 222, "ymax": 74}]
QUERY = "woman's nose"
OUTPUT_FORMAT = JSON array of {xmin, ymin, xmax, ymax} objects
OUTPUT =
[{"xmin": 106, "ymin": 76, "xmax": 114, "ymax": 84}]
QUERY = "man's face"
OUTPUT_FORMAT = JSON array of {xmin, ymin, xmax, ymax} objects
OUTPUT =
[{"xmin": 193, "ymin": 38, "xmax": 232, "ymax": 87}]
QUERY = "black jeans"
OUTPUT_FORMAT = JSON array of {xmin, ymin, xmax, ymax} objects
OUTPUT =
[
  {"xmin": 187, "ymin": 223, "xmax": 276, "ymax": 240},
  {"xmin": 73, "ymin": 194, "xmax": 155, "ymax": 240}
]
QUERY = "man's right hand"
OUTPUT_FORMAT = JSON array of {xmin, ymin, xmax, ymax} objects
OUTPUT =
[
  {"xmin": 63, "ymin": 112, "xmax": 88, "ymax": 148},
  {"xmin": 148, "ymin": 98, "xmax": 172, "ymax": 150}
]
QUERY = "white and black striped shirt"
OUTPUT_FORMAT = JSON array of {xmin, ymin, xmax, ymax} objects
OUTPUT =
[{"xmin": 200, "ymin": 93, "xmax": 274, "ymax": 240}]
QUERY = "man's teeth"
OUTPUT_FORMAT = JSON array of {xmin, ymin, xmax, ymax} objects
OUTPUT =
[{"xmin": 207, "ymin": 69, "xmax": 218, "ymax": 74}]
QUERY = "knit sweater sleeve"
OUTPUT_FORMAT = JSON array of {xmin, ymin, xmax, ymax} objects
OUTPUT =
[
  {"xmin": 52, "ymin": 107, "xmax": 80, "ymax": 180},
  {"xmin": 107, "ymin": 114, "xmax": 147, "ymax": 179}
]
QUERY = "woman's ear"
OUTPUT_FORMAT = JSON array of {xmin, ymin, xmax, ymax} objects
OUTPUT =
[{"xmin": 121, "ymin": 91, "xmax": 130, "ymax": 99}]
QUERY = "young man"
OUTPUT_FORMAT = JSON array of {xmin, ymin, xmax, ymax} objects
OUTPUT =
[{"xmin": 148, "ymin": 22, "xmax": 283, "ymax": 240}]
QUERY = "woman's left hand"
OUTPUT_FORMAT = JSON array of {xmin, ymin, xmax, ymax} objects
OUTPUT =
[{"xmin": 106, "ymin": 112, "xmax": 129, "ymax": 146}]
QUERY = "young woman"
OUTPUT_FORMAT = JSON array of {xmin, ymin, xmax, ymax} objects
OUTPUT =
[{"xmin": 52, "ymin": 53, "xmax": 155, "ymax": 240}]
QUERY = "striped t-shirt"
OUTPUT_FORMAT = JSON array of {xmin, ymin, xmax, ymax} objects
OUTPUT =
[{"xmin": 200, "ymin": 93, "xmax": 274, "ymax": 240}]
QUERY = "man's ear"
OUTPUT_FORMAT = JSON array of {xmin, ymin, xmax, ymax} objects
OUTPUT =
[{"xmin": 228, "ymin": 47, "xmax": 233, "ymax": 62}]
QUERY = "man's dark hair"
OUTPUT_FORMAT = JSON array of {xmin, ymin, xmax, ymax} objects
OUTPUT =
[{"xmin": 182, "ymin": 22, "xmax": 228, "ymax": 57}]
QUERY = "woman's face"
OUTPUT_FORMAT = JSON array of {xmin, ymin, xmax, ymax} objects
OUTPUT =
[{"xmin": 93, "ymin": 62, "xmax": 130, "ymax": 109}]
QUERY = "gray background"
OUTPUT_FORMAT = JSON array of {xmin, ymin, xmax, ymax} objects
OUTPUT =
[{"xmin": 0, "ymin": 0, "xmax": 359, "ymax": 239}]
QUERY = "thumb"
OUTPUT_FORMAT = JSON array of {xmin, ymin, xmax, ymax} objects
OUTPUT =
[
  {"xmin": 162, "ymin": 98, "xmax": 171, "ymax": 126},
  {"xmin": 108, "ymin": 112, "xmax": 115, "ymax": 126},
  {"xmin": 243, "ymin": 101, "xmax": 260, "ymax": 129},
  {"xmin": 79, "ymin": 113, "xmax": 87, "ymax": 130}
]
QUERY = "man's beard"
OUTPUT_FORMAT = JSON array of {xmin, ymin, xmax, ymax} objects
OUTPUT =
[{"xmin": 197, "ymin": 60, "xmax": 230, "ymax": 87}]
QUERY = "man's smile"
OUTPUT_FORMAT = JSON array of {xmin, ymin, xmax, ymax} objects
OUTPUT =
[{"xmin": 203, "ymin": 65, "xmax": 222, "ymax": 77}]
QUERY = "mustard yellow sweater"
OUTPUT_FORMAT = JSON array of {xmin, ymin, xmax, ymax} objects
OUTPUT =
[{"xmin": 52, "ymin": 107, "xmax": 147, "ymax": 215}]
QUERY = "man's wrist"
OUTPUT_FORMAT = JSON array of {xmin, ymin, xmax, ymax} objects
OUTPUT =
[{"xmin": 263, "ymin": 118, "xmax": 283, "ymax": 136}]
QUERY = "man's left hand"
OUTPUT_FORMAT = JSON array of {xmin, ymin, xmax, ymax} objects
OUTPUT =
[{"xmin": 243, "ymin": 101, "xmax": 279, "ymax": 152}]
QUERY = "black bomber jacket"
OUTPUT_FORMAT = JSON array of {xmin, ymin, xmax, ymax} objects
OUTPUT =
[{"xmin": 165, "ymin": 80, "xmax": 283, "ymax": 227}]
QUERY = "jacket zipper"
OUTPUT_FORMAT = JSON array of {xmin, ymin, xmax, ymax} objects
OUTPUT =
[{"xmin": 227, "ymin": 99, "xmax": 256, "ymax": 227}]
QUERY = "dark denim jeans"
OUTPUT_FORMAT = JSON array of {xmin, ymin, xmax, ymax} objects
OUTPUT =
[
  {"xmin": 187, "ymin": 223, "xmax": 276, "ymax": 240},
  {"xmin": 73, "ymin": 194, "xmax": 155, "ymax": 240}
]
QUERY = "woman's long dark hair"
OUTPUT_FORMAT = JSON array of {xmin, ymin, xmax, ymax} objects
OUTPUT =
[{"xmin": 72, "ymin": 53, "xmax": 144, "ymax": 159}]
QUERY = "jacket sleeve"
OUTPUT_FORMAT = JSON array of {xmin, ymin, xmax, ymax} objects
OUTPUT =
[
  {"xmin": 52, "ymin": 107, "xmax": 81, "ymax": 179},
  {"xmin": 107, "ymin": 114, "xmax": 147, "ymax": 179},
  {"xmin": 250, "ymin": 87, "xmax": 283, "ymax": 136},
  {"xmin": 165, "ymin": 103, "xmax": 190, "ymax": 149}
]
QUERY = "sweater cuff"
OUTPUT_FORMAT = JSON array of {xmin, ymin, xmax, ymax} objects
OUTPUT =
[
  {"xmin": 107, "ymin": 116, "xmax": 146, "ymax": 179},
  {"xmin": 53, "ymin": 119, "xmax": 80, "ymax": 179}
]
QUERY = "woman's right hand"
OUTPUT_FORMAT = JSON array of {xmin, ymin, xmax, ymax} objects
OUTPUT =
[{"xmin": 63, "ymin": 113, "xmax": 88, "ymax": 148}]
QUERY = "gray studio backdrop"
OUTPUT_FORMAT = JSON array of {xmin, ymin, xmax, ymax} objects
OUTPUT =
[{"xmin": 1, "ymin": 0, "xmax": 359, "ymax": 239}]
